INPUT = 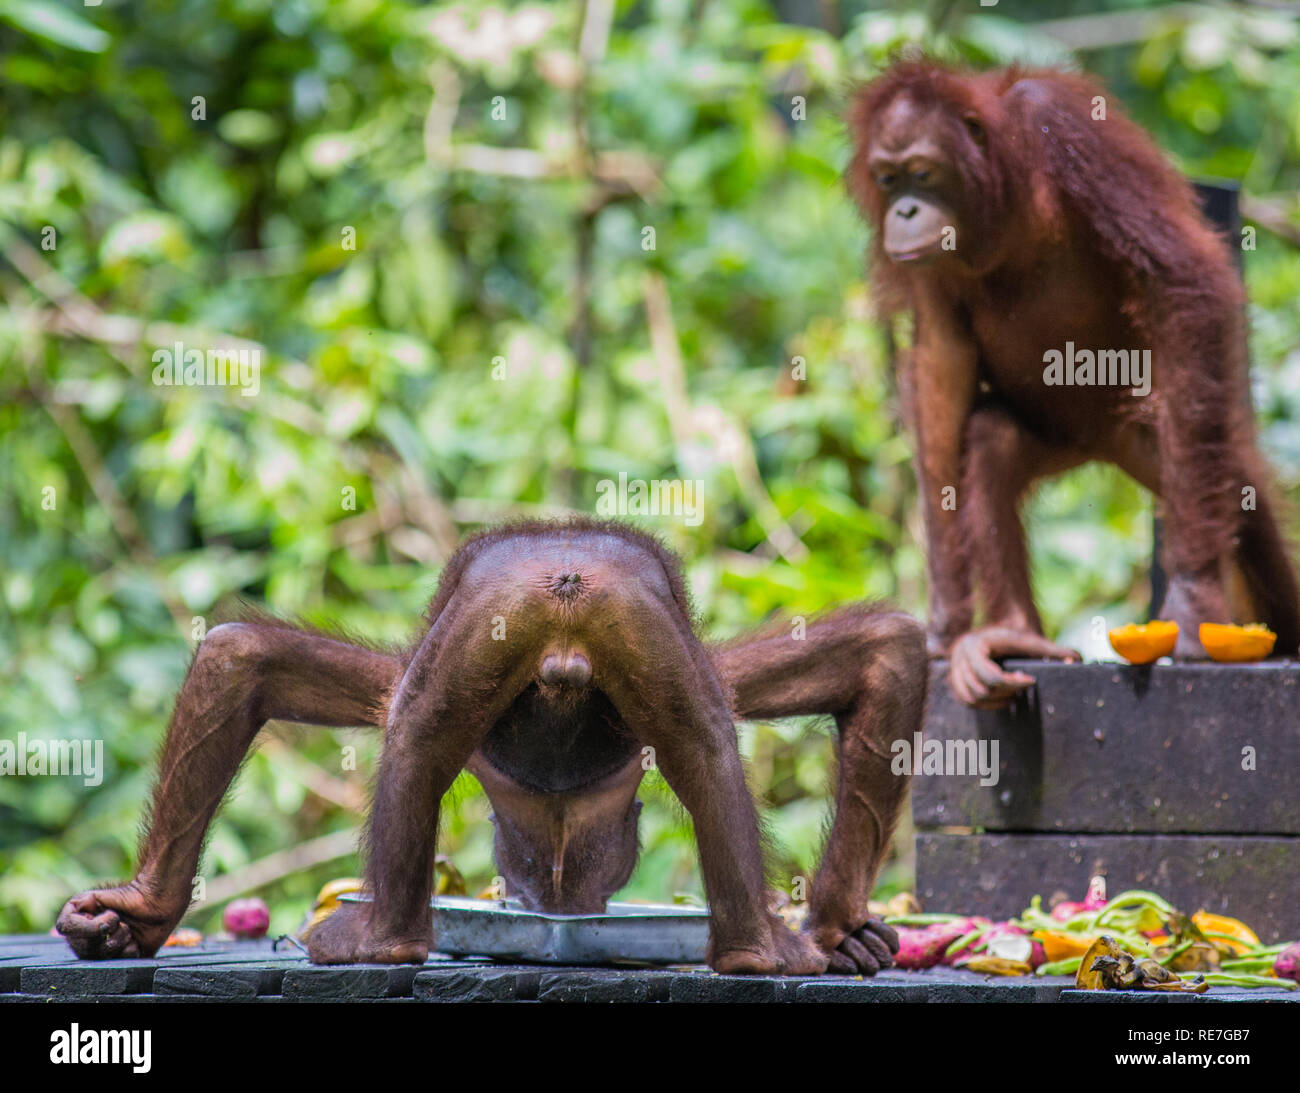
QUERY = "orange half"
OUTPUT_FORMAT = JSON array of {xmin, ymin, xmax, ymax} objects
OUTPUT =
[
  {"xmin": 1191, "ymin": 911, "xmax": 1260, "ymax": 956},
  {"xmin": 1033, "ymin": 929, "xmax": 1097, "ymax": 962},
  {"xmin": 1199, "ymin": 623, "xmax": 1276, "ymax": 663},
  {"xmin": 1108, "ymin": 620, "xmax": 1179, "ymax": 664}
]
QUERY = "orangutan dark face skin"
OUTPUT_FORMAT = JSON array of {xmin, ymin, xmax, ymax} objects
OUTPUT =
[
  {"xmin": 848, "ymin": 62, "xmax": 1300, "ymax": 707},
  {"xmin": 56, "ymin": 519, "xmax": 927, "ymax": 977},
  {"xmin": 867, "ymin": 97, "xmax": 969, "ymax": 266}
]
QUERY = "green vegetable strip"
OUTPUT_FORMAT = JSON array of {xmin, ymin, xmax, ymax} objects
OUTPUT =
[
  {"xmin": 1104, "ymin": 890, "xmax": 1175, "ymax": 912},
  {"xmin": 945, "ymin": 925, "xmax": 990, "ymax": 958},
  {"xmin": 1201, "ymin": 973, "xmax": 1298, "ymax": 990},
  {"xmin": 1093, "ymin": 892, "xmax": 1173, "ymax": 930},
  {"xmin": 1156, "ymin": 939, "xmax": 1193, "ymax": 966},
  {"xmin": 1036, "ymin": 957, "xmax": 1082, "ymax": 976},
  {"xmin": 1221, "ymin": 957, "xmax": 1277, "ymax": 972}
]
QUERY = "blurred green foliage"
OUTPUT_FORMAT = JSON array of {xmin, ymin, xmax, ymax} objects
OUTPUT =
[{"xmin": 2, "ymin": 0, "xmax": 1299, "ymax": 935}]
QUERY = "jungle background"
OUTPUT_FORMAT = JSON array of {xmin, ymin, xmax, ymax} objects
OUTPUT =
[{"xmin": 3, "ymin": 0, "xmax": 1300, "ymax": 936}]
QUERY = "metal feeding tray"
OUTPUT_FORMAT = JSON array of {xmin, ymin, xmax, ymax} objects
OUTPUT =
[{"xmin": 339, "ymin": 894, "xmax": 710, "ymax": 965}]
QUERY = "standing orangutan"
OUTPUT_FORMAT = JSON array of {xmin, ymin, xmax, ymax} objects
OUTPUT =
[
  {"xmin": 846, "ymin": 61, "xmax": 1300, "ymax": 707},
  {"xmin": 56, "ymin": 519, "xmax": 926, "ymax": 976}
]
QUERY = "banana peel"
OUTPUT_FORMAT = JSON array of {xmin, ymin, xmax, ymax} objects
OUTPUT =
[
  {"xmin": 960, "ymin": 955, "xmax": 1033, "ymax": 976},
  {"xmin": 434, "ymin": 854, "xmax": 467, "ymax": 897},
  {"xmin": 301, "ymin": 857, "xmax": 467, "ymax": 939},
  {"xmin": 299, "ymin": 877, "xmax": 364, "ymax": 939},
  {"xmin": 887, "ymin": 892, "xmax": 922, "ymax": 917},
  {"xmin": 866, "ymin": 891, "xmax": 919, "ymax": 919},
  {"xmin": 1076, "ymin": 936, "xmax": 1208, "ymax": 993}
]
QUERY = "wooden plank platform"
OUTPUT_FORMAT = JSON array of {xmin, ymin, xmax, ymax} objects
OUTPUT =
[
  {"xmin": 915, "ymin": 660, "xmax": 1300, "ymax": 940},
  {"xmin": 915, "ymin": 660, "xmax": 1300, "ymax": 833},
  {"xmin": 1, "ymin": 936, "xmax": 1295, "ymax": 1003}
]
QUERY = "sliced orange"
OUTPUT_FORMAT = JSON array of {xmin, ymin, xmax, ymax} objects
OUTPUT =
[
  {"xmin": 1192, "ymin": 911, "xmax": 1260, "ymax": 955},
  {"xmin": 1033, "ymin": 929, "xmax": 1098, "ymax": 962},
  {"xmin": 1198, "ymin": 623, "xmax": 1276, "ymax": 663},
  {"xmin": 1108, "ymin": 620, "xmax": 1179, "ymax": 664}
]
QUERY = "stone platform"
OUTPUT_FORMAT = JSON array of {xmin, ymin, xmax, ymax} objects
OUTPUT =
[
  {"xmin": 916, "ymin": 659, "xmax": 1300, "ymax": 940},
  {"xmin": 2, "ymin": 935, "xmax": 1295, "ymax": 1003}
]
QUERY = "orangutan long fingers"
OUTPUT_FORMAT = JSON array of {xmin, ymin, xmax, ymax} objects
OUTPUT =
[
  {"xmin": 980, "ymin": 628, "xmax": 1080, "ymax": 662},
  {"xmin": 972, "ymin": 652, "xmax": 1034, "ymax": 692},
  {"xmin": 826, "ymin": 948, "xmax": 857, "ymax": 975},
  {"xmin": 860, "ymin": 915, "xmax": 899, "ymax": 953},
  {"xmin": 58, "ymin": 909, "xmax": 137, "ymax": 959},
  {"xmin": 839, "ymin": 934, "xmax": 882, "ymax": 974},
  {"xmin": 948, "ymin": 654, "xmax": 983, "ymax": 706},
  {"xmin": 950, "ymin": 648, "xmax": 1019, "ymax": 705},
  {"xmin": 950, "ymin": 654, "xmax": 1030, "ymax": 707},
  {"xmin": 55, "ymin": 896, "xmax": 117, "ymax": 941},
  {"xmin": 854, "ymin": 925, "xmax": 895, "ymax": 969}
]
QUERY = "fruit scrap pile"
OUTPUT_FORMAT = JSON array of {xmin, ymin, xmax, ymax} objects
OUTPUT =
[{"xmin": 883, "ymin": 883, "xmax": 1300, "ymax": 992}]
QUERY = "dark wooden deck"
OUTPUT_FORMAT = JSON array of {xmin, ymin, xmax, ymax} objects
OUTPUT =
[{"xmin": 2, "ymin": 934, "xmax": 1296, "ymax": 1002}]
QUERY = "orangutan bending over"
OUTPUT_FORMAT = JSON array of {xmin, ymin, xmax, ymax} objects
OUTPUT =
[
  {"xmin": 847, "ymin": 61, "xmax": 1299, "ymax": 707},
  {"xmin": 56, "ymin": 519, "xmax": 926, "ymax": 976}
]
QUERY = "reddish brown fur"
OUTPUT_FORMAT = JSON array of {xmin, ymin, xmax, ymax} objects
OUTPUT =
[
  {"xmin": 846, "ymin": 60, "xmax": 1299, "ymax": 706},
  {"xmin": 56, "ymin": 519, "xmax": 926, "ymax": 977}
]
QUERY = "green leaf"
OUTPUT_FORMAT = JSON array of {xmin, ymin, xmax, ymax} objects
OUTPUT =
[{"xmin": 0, "ymin": 0, "xmax": 111, "ymax": 53}]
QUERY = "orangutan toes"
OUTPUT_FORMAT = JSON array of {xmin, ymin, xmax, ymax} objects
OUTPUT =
[{"xmin": 823, "ymin": 916, "xmax": 900, "ymax": 976}]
